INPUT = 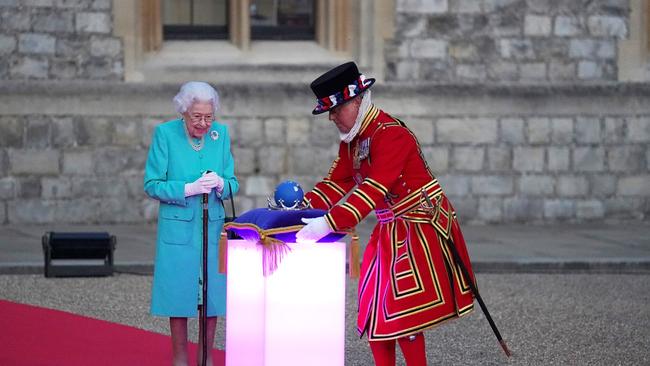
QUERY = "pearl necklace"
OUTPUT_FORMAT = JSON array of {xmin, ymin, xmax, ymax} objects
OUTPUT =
[{"xmin": 182, "ymin": 120, "xmax": 204, "ymax": 151}]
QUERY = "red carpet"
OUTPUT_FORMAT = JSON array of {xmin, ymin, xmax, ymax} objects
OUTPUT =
[{"xmin": 0, "ymin": 299, "xmax": 225, "ymax": 366}]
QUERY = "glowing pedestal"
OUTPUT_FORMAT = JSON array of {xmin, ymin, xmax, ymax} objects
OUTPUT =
[{"xmin": 225, "ymin": 239, "xmax": 346, "ymax": 366}]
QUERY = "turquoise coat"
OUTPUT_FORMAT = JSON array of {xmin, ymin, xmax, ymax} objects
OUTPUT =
[{"xmin": 144, "ymin": 119, "xmax": 239, "ymax": 317}]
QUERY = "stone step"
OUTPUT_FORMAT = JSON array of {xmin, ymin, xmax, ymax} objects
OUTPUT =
[
  {"xmin": 140, "ymin": 63, "xmax": 345, "ymax": 83},
  {"xmin": 136, "ymin": 40, "xmax": 351, "ymax": 83}
]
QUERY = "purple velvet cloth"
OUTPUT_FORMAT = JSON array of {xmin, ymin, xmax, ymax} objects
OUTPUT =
[{"xmin": 225, "ymin": 208, "xmax": 347, "ymax": 243}]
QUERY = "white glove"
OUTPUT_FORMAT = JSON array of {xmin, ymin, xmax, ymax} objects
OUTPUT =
[
  {"xmin": 184, "ymin": 172, "xmax": 223, "ymax": 197},
  {"xmin": 295, "ymin": 216, "xmax": 333, "ymax": 243},
  {"xmin": 210, "ymin": 173, "xmax": 225, "ymax": 193}
]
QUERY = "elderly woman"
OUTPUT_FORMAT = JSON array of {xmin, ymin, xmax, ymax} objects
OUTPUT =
[{"xmin": 144, "ymin": 81, "xmax": 238, "ymax": 366}]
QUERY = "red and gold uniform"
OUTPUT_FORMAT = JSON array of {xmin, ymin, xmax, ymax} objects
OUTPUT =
[{"xmin": 305, "ymin": 104, "xmax": 476, "ymax": 340}]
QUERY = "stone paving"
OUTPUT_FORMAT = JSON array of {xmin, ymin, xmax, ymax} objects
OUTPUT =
[
  {"xmin": 1, "ymin": 220, "xmax": 649, "ymax": 364},
  {"xmin": 1, "ymin": 273, "xmax": 648, "ymax": 365},
  {"xmin": 2, "ymin": 220, "xmax": 649, "ymax": 274}
]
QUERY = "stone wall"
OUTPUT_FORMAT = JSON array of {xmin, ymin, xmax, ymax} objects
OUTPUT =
[
  {"xmin": 0, "ymin": 0, "xmax": 123, "ymax": 80},
  {"xmin": 387, "ymin": 0, "xmax": 630, "ymax": 82},
  {"xmin": 0, "ymin": 81, "xmax": 648, "ymax": 225}
]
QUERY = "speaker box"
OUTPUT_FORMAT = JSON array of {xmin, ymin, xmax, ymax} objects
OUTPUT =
[{"xmin": 42, "ymin": 232, "xmax": 116, "ymax": 277}]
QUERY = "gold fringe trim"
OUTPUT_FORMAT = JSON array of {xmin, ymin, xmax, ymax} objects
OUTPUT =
[
  {"xmin": 260, "ymin": 233, "xmax": 291, "ymax": 277},
  {"xmin": 223, "ymin": 222, "xmax": 353, "ymax": 277}
]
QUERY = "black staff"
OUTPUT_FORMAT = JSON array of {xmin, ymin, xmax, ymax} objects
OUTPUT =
[
  {"xmin": 447, "ymin": 237, "xmax": 512, "ymax": 357},
  {"xmin": 424, "ymin": 190, "xmax": 511, "ymax": 357},
  {"xmin": 200, "ymin": 192, "xmax": 209, "ymax": 366}
]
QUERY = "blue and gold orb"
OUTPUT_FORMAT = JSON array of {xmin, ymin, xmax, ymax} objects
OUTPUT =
[{"xmin": 274, "ymin": 180, "xmax": 304, "ymax": 209}]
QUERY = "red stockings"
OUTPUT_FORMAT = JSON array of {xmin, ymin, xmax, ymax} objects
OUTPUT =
[{"xmin": 369, "ymin": 332, "xmax": 427, "ymax": 366}]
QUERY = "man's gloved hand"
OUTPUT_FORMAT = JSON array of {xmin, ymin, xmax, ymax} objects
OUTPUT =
[
  {"xmin": 295, "ymin": 216, "xmax": 333, "ymax": 243},
  {"xmin": 184, "ymin": 172, "xmax": 224, "ymax": 197}
]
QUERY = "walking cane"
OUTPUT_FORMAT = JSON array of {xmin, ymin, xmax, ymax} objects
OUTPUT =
[
  {"xmin": 447, "ymin": 237, "xmax": 512, "ymax": 357},
  {"xmin": 423, "ymin": 192, "xmax": 511, "ymax": 357},
  {"xmin": 201, "ymin": 192, "xmax": 209, "ymax": 366}
]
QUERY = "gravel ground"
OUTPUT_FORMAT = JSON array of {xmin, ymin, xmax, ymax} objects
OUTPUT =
[{"xmin": 1, "ymin": 273, "xmax": 648, "ymax": 366}]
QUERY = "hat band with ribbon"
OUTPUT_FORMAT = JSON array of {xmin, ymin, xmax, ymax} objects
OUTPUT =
[{"xmin": 313, "ymin": 74, "xmax": 375, "ymax": 115}]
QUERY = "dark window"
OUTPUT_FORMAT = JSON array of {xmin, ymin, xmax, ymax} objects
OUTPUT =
[
  {"xmin": 250, "ymin": 0, "xmax": 315, "ymax": 40},
  {"xmin": 163, "ymin": 0, "xmax": 228, "ymax": 40}
]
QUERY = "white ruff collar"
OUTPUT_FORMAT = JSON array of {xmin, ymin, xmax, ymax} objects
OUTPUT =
[{"xmin": 340, "ymin": 90, "xmax": 372, "ymax": 143}]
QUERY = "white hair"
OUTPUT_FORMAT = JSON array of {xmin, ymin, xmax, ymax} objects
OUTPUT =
[{"xmin": 173, "ymin": 81, "xmax": 220, "ymax": 114}]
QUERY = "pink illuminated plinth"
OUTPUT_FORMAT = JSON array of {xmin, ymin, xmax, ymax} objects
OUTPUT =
[{"xmin": 225, "ymin": 239, "xmax": 346, "ymax": 366}]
